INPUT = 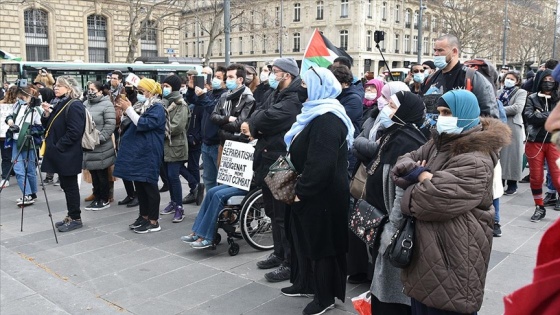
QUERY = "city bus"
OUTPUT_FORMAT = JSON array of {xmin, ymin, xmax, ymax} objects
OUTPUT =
[
  {"xmin": 1, "ymin": 61, "xmax": 203, "ymax": 88},
  {"xmin": 382, "ymin": 68, "xmax": 410, "ymax": 82}
]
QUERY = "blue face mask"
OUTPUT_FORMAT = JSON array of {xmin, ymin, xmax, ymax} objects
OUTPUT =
[
  {"xmin": 413, "ymin": 73, "xmax": 425, "ymax": 83},
  {"xmin": 212, "ymin": 78, "xmax": 222, "ymax": 89},
  {"xmin": 269, "ymin": 73, "xmax": 280, "ymax": 89},
  {"xmin": 225, "ymin": 79, "xmax": 238, "ymax": 91},
  {"xmin": 433, "ymin": 55, "xmax": 448, "ymax": 69},
  {"xmin": 162, "ymin": 87, "xmax": 172, "ymax": 97},
  {"xmin": 378, "ymin": 105, "xmax": 395, "ymax": 128},
  {"xmin": 137, "ymin": 94, "xmax": 146, "ymax": 103}
]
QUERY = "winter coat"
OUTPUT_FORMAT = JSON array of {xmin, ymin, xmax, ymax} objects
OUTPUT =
[
  {"xmin": 40, "ymin": 98, "xmax": 86, "ymax": 176},
  {"xmin": 248, "ymin": 77, "xmax": 303, "ymax": 186},
  {"xmin": 253, "ymin": 82, "xmax": 274, "ymax": 109},
  {"xmin": 187, "ymin": 102, "xmax": 204, "ymax": 149},
  {"xmin": 186, "ymin": 87, "xmax": 225, "ymax": 146},
  {"xmin": 163, "ymin": 94, "xmax": 190, "ymax": 162},
  {"xmin": 524, "ymin": 92, "xmax": 558, "ymax": 143},
  {"xmin": 352, "ymin": 112, "xmax": 381, "ymax": 165},
  {"xmin": 83, "ymin": 95, "xmax": 116, "ymax": 170},
  {"xmin": 211, "ymin": 86, "xmax": 255, "ymax": 144},
  {"xmin": 393, "ymin": 118, "xmax": 511, "ymax": 313},
  {"xmin": 113, "ymin": 100, "xmax": 166, "ymax": 184},
  {"xmin": 289, "ymin": 113, "xmax": 349, "ymax": 260},
  {"xmin": 337, "ymin": 84, "xmax": 364, "ymax": 138},
  {"xmin": 499, "ymin": 87, "xmax": 527, "ymax": 181}
]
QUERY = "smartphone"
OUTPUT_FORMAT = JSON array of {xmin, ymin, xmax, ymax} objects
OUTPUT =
[
  {"xmin": 205, "ymin": 73, "xmax": 212, "ymax": 85},
  {"xmin": 195, "ymin": 75, "xmax": 205, "ymax": 89}
]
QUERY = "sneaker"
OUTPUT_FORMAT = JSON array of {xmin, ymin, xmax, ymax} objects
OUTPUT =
[
  {"xmin": 302, "ymin": 300, "xmax": 335, "ymax": 315},
  {"xmin": 519, "ymin": 174, "xmax": 530, "ymax": 183},
  {"xmin": 493, "ymin": 223, "xmax": 502, "ymax": 237},
  {"xmin": 126, "ymin": 196, "xmax": 139, "ymax": 208},
  {"xmin": 134, "ymin": 221, "xmax": 161, "ymax": 234},
  {"xmin": 257, "ymin": 253, "xmax": 283, "ymax": 269},
  {"xmin": 281, "ymin": 285, "xmax": 314, "ymax": 298},
  {"xmin": 503, "ymin": 188, "xmax": 517, "ymax": 195},
  {"xmin": 160, "ymin": 202, "xmax": 176, "ymax": 215},
  {"xmin": 1, "ymin": 179, "xmax": 9, "ymax": 188},
  {"xmin": 543, "ymin": 192, "xmax": 557, "ymax": 206},
  {"xmin": 195, "ymin": 183, "xmax": 205, "ymax": 206},
  {"xmin": 57, "ymin": 219, "xmax": 83, "ymax": 232},
  {"xmin": 172, "ymin": 206, "xmax": 185, "ymax": 223},
  {"xmin": 43, "ymin": 178, "xmax": 54, "ymax": 185},
  {"xmin": 90, "ymin": 200, "xmax": 110, "ymax": 211},
  {"xmin": 55, "ymin": 216, "xmax": 71, "ymax": 228},
  {"xmin": 530, "ymin": 206, "xmax": 546, "ymax": 222},
  {"xmin": 191, "ymin": 239, "xmax": 212, "ymax": 249},
  {"xmin": 264, "ymin": 265, "xmax": 291, "ymax": 282},
  {"xmin": 180, "ymin": 234, "xmax": 199, "ymax": 243},
  {"xmin": 129, "ymin": 216, "xmax": 148, "ymax": 229},
  {"xmin": 84, "ymin": 200, "xmax": 98, "ymax": 210},
  {"xmin": 118, "ymin": 195, "xmax": 134, "ymax": 205},
  {"xmin": 182, "ymin": 192, "xmax": 196, "ymax": 204},
  {"xmin": 53, "ymin": 178, "xmax": 60, "ymax": 186},
  {"xmin": 16, "ymin": 195, "xmax": 36, "ymax": 206}
]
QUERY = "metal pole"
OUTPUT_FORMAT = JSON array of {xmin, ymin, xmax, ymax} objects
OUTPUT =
[
  {"xmin": 502, "ymin": 0, "xmax": 508, "ymax": 68},
  {"xmin": 224, "ymin": 0, "xmax": 231, "ymax": 66},
  {"xmin": 417, "ymin": 0, "xmax": 423, "ymax": 64},
  {"xmin": 279, "ymin": 0, "xmax": 283, "ymax": 57},
  {"xmin": 554, "ymin": 3, "xmax": 559, "ymax": 59}
]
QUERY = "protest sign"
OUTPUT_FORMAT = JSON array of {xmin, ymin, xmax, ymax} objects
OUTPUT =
[{"xmin": 217, "ymin": 140, "xmax": 254, "ymax": 191}]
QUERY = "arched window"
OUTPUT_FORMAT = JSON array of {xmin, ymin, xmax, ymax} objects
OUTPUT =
[
  {"xmin": 24, "ymin": 9, "xmax": 49, "ymax": 61},
  {"xmin": 87, "ymin": 15, "xmax": 108, "ymax": 62},
  {"xmin": 140, "ymin": 20, "xmax": 157, "ymax": 57},
  {"xmin": 293, "ymin": 32, "xmax": 301, "ymax": 52},
  {"xmin": 340, "ymin": 30, "xmax": 348, "ymax": 51}
]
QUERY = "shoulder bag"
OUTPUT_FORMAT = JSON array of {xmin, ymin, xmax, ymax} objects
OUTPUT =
[
  {"xmin": 264, "ymin": 154, "xmax": 299, "ymax": 205},
  {"xmin": 384, "ymin": 214, "xmax": 415, "ymax": 268},
  {"xmin": 39, "ymin": 100, "xmax": 74, "ymax": 156}
]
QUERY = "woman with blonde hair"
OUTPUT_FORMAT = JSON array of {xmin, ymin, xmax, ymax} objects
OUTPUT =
[
  {"xmin": 114, "ymin": 78, "xmax": 166, "ymax": 234},
  {"xmin": 41, "ymin": 76, "xmax": 86, "ymax": 232}
]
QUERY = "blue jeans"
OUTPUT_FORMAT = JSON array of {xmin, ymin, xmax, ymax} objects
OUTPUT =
[
  {"xmin": 165, "ymin": 161, "xmax": 184, "ymax": 206},
  {"xmin": 493, "ymin": 198, "xmax": 500, "ymax": 223},
  {"xmin": 191, "ymin": 185, "xmax": 245, "ymax": 241},
  {"xmin": 12, "ymin": 146, "xmax": 37, "ymax": 196},
  {"xmin": 180, "ymin": 147, "xmax": 201, "ymax": 193},
  {"xmin": 201, "ymin": 143, "xmax": 219, "ymax": 191}
]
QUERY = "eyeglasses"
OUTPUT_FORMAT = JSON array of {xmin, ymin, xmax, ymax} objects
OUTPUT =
[
  {"xmin": 411, "ymin": 69, "xmax": 424, "ymax": 74},
  {"xmin": 308, "ymin": 66, "xmax": 323, "ymax": 85},
  {"xmin": 272, "ymin": 70, "xmax": 284, "ymax": 75}
]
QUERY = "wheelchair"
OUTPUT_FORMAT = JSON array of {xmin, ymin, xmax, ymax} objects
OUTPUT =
[{"xmin": 212, "ymin": 187, "xmax": 273, "ymax": 256}]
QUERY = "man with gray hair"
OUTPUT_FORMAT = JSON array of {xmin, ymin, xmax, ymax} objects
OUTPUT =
[{"xmin": 421, "ymin": 34, "xmax": 498, "ymax": 118}]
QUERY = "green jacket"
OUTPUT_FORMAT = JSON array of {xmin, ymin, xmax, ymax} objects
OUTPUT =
[{"xmin": 163, "ymin": 96, "xmax": 190, "ymax": 162}]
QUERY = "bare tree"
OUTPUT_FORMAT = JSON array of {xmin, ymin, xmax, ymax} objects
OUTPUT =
[{"xmin": 430, "ymin": 0, "xmax": 502, "ymax": 58}]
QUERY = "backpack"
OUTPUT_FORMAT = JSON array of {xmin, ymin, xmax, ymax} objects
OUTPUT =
[
  {"xmin": 65, "ymin": 102, "xmax": 100, "ymax": 151},
  {"xmin": 465, "ymin": 67, "xmax": 507, "ymax": 123}
]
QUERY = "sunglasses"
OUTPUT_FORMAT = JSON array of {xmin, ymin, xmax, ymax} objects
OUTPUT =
[
  {"xmin": 411, "ymin": 69, "xmax": 424, "ymax": 74},
  {"xmin": 308, "ymin": 66, "xmax": 323, "ymax": 85}
]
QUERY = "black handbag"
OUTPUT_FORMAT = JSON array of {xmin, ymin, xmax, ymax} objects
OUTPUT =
[
  {"xmin": 348, "ymin": 199, "xmax": 388, "ymax": 247},
  {"xmin": 384, "ymin": 214, "xmax": 415, "ymax": 268}
]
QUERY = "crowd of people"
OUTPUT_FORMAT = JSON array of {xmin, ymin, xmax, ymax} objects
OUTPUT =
[{"xmin": 1, "ymin": 33, "xmax": 559, "ymax": 315}]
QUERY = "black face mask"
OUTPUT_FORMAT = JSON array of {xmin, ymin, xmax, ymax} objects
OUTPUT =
[
  {"xmin": 541, "ymin": 81, "xmax": 556, "ymax": 92},
  {"xmin": 297, "ymin": 86, "xmax": 308, "ymax": 103}
]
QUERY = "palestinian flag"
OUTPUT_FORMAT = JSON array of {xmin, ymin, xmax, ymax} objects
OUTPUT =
[{"xmin": 301, "ymin": 29, "xmax": 353, "ymax": 75}]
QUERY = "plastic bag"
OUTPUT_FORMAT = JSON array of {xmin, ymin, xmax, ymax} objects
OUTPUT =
[{"xmin": 351, "ymin": 291, "xmax": 372, "ymax": 315}]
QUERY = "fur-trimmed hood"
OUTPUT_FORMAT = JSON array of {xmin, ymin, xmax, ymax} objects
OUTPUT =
[{"xmin": 432, "ymin": 117, "xmax": 511, "ymax": 157}]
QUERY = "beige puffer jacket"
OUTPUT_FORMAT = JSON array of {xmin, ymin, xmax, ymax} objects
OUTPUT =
[{"xmin": 392, "ymin": 118, "xmax": 511, "ymax": 313}]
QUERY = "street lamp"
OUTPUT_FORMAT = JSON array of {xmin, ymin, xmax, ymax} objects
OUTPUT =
[
  {"xmin": 417, "ymin": 0, "xmax": 426, "ymax": 64},
  {"xmin": 279, "ymin": 0, "xmax": 284, "ymax": 58},
  {"xmin": 553, "ymin": 3, "xmax": 558, "ymax": 59},
  {"xmin": 224, "ymin": 0, "xmax": 231, "ymax": 65},
  {"xmin": 502, "ymin": 0, "xmax": 509, "ymax": 68}
]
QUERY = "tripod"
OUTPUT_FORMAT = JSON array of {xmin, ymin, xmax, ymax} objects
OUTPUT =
[{"xmin": 0, "ymin": 106, "xmax": 58, "ymax": 243}]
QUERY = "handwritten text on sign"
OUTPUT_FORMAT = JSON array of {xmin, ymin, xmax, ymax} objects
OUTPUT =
[{"xmin": 217, "ymin": 140, "xmax": 254, "ymax": 191}]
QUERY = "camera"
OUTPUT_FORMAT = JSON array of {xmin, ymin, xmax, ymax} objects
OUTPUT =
[
  {"xmin": 28, "ymin": 97, "xmax": 42, "ymax": 108},
  {"xmin": 16, "ymin": 78, "xmax": 28, "ymax": 89},
  {"xmin": 374, "ymin": 31, "xmax": 385, "ymax": 44},
  {"xmin": 9, "ymin": 125, "xmax": 20, "ymax": 133}
]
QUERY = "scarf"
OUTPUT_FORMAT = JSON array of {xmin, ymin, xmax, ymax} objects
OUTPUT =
[{"xmin": 499, "ymin": 87, "xmax": 518, "ymax": 107}]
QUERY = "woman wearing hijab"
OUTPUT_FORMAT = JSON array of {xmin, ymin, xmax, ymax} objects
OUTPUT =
[
  {"xmin": 114, "ymin": 78, "xmax": 166, "ymax": 234},
  {"xmin": 281, "ymin": 67, "xmax": 354, "ymax": 315},
  {"xmin": 392, "ymin": 90, "xmax": 510, "ymax": 315},
  {"xmin": 366, "ymin": 91, "xmax": 427, "ymax": 314},
  {"xmin": 360, "ymin": 79, "xmax": 385, "ymax": 127}
]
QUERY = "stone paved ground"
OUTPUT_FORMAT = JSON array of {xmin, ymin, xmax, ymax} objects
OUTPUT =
[{"xmin": 1, "ymin": 173, "xmax": 558, "ymax": 315}]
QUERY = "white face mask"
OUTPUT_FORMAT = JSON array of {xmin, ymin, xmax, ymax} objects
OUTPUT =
[
  {"xmin": 364, "ymin": 92, "xmax": 377, "ymax": 100},
  {"xmin": 504, "ymin": 79, "xmax": 516, "ymax": 88},
  {"xmin": 260, "ymin": 71, "xmax": 269, "ymax": 83},
  {"xmin": 437, "ymin": 116, "xmax": 462, "ymax": 134}
]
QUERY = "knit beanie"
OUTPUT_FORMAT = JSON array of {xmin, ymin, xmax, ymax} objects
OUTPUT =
[
  {"xmin": 438, "ymin": 90, "xmax": 480, "ymax": 130},
  {"xmin": 163, "ymin": 74, "xmax": 182, "ymax": 91},
  {"xmin": 273, "ymin": 58, "xmax": 300, "ymax": 77},
  {"xmin": 138, "ymin": 78, "xmax": 162, "ymax": 95}
]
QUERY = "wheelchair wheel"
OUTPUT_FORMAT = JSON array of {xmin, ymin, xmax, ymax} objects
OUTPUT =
[
  {"xmin": 240, "ymin": 188, "xmax": 274, "ymax": 251},
  {"xmin": 228, "ymin": 243, "xmax": 240, "ymax": 256}
]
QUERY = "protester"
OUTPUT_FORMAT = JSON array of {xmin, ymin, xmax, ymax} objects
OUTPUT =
[
  {"xmin": 392, "ymin": 90, "xmax": 510, "ymax": 315},
  {"xmin": 41, "ymin": 76, "xmax": 86, "ymax": 232},
  {"xmin": 83, "ymin": 81, "xmax": 116, "ymax": 211},
  {"xmin": 244, "ymin": 65, "xmax": 260, "ymax": 93},
  {"xmin": 118, "ymin": 82, "xmax": 139, "ymax": 208},
  {"xmin": 0, "ymin": 86, "xmax": 18, "ymax": 188},
  {"xmin": 282, "ymin": 66, "xmax": 354, "ymax": 315},
  {"xmin": 253, "ymin": 63, "xmax": 274, "ymax": 107},
  {"xmin": 404, "ymin": 64, "xmax": 426, "ymax": 94},
  {"xmin": 359, "ymin": 79, "xmax": 384, "ymax": 128},
  {"xmin": 114, "ymin": 78, "xmax": 166, "ymax": 233}
]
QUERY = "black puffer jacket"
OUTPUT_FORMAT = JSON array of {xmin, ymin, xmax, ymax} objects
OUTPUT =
[
  {"xmin": 524, "ymin": 69, "xmax": 559, "ymax": 143},
  {"xmin": 248, "ymin": 77, "xmax": 303, "ymax": 185}
]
